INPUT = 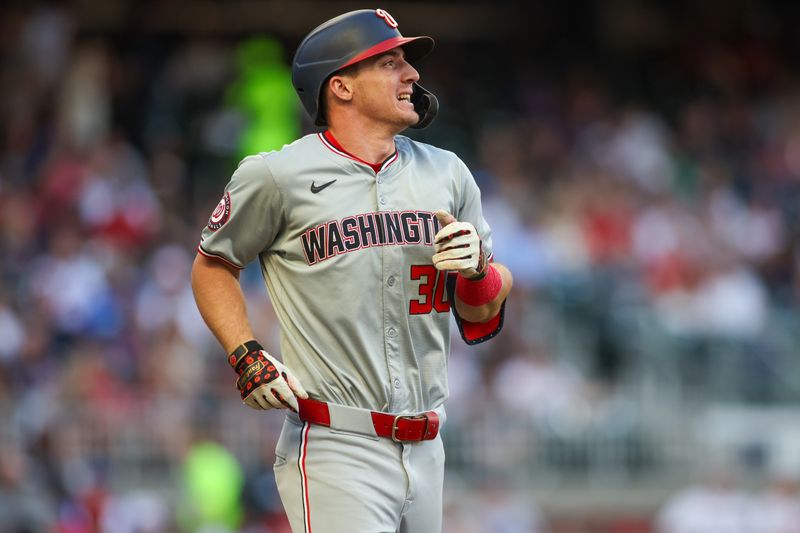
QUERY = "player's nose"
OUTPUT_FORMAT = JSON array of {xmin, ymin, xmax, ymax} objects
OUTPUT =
[{"xmin": 402, "ymin": 61, "xmax": 420, "ymax": 84}]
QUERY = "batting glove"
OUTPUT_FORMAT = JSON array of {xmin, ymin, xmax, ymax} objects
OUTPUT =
[
  {"xmin": 432, "ymin": 210, "xmax": 487, "ymax": 280},
  {"xmin": 228, "ymin": 340, "xmax": 308, "ymax": 412}
]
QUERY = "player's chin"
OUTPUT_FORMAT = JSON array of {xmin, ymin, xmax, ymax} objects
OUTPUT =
[{"xmin": 394, "ymin": 107, "xmax": 419, "ymax": 128}]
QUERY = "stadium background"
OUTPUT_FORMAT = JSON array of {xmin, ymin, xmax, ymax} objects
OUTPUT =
[{"xmin": 2, "ymin": 0, "xmax": 800, "ymax": 531}]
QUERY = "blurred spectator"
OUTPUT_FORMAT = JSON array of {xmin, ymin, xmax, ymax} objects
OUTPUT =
[
  {"xmin": 476, "ymin": 483, "xmax": 548, "ymax": 533},
  {"xmin": 58, "ymin": 43, "xmax": 111, "ymax": 151},
  {"xmin": 227, "ymin": 37, "xmax": 300, "ymax": 157},
  {"xmin": 443, "ymin": 484, "xmax": 548, "ymax": 533},
  {"xmin": 179, "ymin": 441, "xmax": 244, "ymax": 532},
  {"xmin": 100, "ymin": 490, "xmax": 171, "ymax": 533},
  {"xmin": 748, "ymin": 476, "xmax": 800, "ymax": 533},
  {"xmin": 656, "ymin": 467, "xmax": 752, "ymax": 533},
  {"xmin": 0, "ymin": 444, "xmax": 54, "ymax": 532},
  {"xmin": 135, "ymin": 243, "xmax": 212, "ymax": 348},
  {"xmin": 2, "ymin": 1, "xmax": 800, "ymax": 531},
  {"xmin": 658, "ymin": 472, "xmax": 800, "ymax": 533},
  {"xmin": 29, "ymin": 225, "xmax": 118, "ymax": 337},
  {"xmin": 491, "ymin": 338, "xmax": 585, "ymax": 422}
]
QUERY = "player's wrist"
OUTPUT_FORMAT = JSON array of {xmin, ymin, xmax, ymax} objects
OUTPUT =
[
  {"xmin": 227, "ymin": 339, "xmax": 284, "ymax": 404},
  {"xmin": 228, "ymin": 339, "xmax": 265, "ymax": 373},
  {"xmin": 455, "ymin": 263, "xmax": 502, "ymax": 307}
]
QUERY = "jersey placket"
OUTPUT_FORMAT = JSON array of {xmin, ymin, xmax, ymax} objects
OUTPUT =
[{"xmin": 376, "ymin": 165, "xmax": 407, "ymax": 413}]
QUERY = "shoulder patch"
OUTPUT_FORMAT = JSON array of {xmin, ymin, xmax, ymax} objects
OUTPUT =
[{"xmin": 207, "ymin": 192, "xmax": 231, "ymax": 231}]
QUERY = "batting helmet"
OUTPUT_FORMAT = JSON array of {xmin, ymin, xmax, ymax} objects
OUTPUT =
[{"xmin": 292, "ymin": 8, "xmax": 438, "ymax": 129}]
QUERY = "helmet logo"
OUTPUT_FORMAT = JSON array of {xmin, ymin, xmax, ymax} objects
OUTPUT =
[{"xmin": 375, "ymin": 9, "xmax": 398, "ymax": 28}]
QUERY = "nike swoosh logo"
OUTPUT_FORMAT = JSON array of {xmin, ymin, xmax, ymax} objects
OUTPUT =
[{"xmin": 311, "ymin": 179, "xmax": 337, "ymax": 194}]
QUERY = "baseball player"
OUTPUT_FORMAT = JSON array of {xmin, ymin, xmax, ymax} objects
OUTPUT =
[{"xmin": 191, "ymin": 8, "xmax": 513, "ymax": 533}]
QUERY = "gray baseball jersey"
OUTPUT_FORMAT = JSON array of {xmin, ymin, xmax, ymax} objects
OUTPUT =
[{"xmin": 199, "ymin": 131, "xmax": 503, "ymax": 415}]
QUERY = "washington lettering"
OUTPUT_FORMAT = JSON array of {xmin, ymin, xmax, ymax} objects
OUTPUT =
[{"xmin": 301, "ymin": 210, "xmax": 440, "ymax": 265}]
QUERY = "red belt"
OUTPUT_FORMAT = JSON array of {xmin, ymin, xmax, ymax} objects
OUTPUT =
[{"xmin": 297, "ymin": 397, "xmax": 440, "ymax": 442}]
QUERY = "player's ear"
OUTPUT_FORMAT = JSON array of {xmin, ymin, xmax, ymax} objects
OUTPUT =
[{"xmin": 328, "ymin": 74, "xmax": 355, "ymax": 103}]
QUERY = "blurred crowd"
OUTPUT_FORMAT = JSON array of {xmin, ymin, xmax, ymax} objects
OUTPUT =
[{"xmin": 2, "ymin": 2, "xmax": 800, "ymax": 532}]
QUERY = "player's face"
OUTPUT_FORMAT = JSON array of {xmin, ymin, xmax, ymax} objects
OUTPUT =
[{"xmin": 351, "ymin": 48, "xmax": 421, "ymax": 129}]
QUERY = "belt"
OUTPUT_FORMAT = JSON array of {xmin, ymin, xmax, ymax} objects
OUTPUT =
[{"xmin": 297, "ymin": 398, "xmax": 440, "ymax": 442}]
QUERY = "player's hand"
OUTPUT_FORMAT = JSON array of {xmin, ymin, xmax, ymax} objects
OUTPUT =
[
  {"xmin": 432, "ymin": 210, "xmax": 487, "ymax": 280},
  {"xmin": 229, "ymin": 341, "xmax": 309, "ymax": 412}
]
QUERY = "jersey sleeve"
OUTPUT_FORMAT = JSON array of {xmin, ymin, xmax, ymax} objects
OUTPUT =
[
  {"xmin": 198, "ymin": 154, "xmax": 285, "ymax": 269},
  {"xmin": 454, "ymin": 158, "xmax": 493, "ymax": 262},
  {"xmin": 448, "ymin": 158, "xmax": 505, "ymax": 345}
]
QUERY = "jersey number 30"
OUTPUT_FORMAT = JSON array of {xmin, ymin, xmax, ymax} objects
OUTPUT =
[{"xmin": 409, "ymin": 265, "xmax": 450, "ymax": 315}]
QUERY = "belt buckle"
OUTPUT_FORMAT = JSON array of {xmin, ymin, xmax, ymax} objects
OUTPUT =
[{"xmin": 391, "ymin": 414, "xmax": 429, "ymax": 442}]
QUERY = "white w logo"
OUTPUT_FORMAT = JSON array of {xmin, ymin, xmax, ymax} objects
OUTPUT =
[{"xmin": 375, "ymin": 9, "xmax": 398, "ymax": 28}]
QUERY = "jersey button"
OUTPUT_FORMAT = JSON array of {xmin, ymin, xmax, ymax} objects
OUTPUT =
[
  {"xmin": 379, "ymin": 196, "xmax": 387, "ymax": 205},
  {"xmin": 387, "ymin": 327, "xmax": 397, "ymax": 337},
  {"xmin": 387, "ymin": 276, "xmax": 395, "ymax": 287},
  {"xmin": 393, "ymin": 378, "xmax": 401, "ymax": 389}
]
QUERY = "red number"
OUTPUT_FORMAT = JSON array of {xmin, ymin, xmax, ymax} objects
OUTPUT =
[
  {"xmin": 409, "ymin": 265, "xmax": 433, "ymax": 314},
  {"xmin": 432, "ymin": 270, "xmax": 450, "ymax": 313},
  {"xmin": 409, "ymin": 265, "xmax": 450, "ymax": 315}
]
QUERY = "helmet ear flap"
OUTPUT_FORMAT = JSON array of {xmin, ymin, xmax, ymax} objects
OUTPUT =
[
  {"xmin": 293, "ymin": 10, "xmax": 436, "ymax": 127},
  {"xmin": 410, "ymin": 83, "xmax": 438, "ymax": 129}
]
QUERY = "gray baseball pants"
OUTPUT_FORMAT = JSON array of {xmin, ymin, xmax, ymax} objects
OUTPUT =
[{"xmin": 274, "ymin": 410, "xmax": 445, "ymax": 533}]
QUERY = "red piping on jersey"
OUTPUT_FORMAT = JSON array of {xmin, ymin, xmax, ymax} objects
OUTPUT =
[
  {"xmin": 299, "ymin": 422, "xmax": 312, "ymax": 533},
  {"xmin": 197, "ymin": 244, "xmax": 243, "ymax": 270},
  {"xmin": 318, "ymin": 131, "xmax": 398, "ymax": 174}
]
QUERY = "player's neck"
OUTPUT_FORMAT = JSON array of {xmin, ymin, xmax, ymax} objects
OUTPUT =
[{"xmin": 327, "ymin": 123, "xmax": 396, "ymax": 165}]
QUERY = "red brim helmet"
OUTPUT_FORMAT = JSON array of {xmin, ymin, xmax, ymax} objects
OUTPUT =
[{"xmin": 292, "ymin": 9, "xmax": 438, "ymax": 129}]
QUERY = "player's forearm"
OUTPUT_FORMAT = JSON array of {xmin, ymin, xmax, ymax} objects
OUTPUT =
[
  {"xmin": 191, "ymin": 254, "xmax": 255, "ymax": 353},
  {"xmin": 454, "ymin": 263, "xmax": 513, "ymax": 323}
]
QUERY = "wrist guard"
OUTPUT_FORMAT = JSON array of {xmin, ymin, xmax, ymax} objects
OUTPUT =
[
  {"xmin": 228, "ymin": 340, "xmax": 280, "ymax": 401},
  {"xmin": 456, "ymin": 263, "xmax": 502, "ymax": 306}
]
